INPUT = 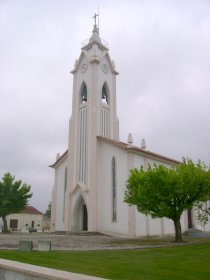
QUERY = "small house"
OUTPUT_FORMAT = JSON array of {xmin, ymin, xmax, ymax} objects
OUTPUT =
[{"xmin": 6, "ymin": 206, "xmax": 43, "ymax": 232}]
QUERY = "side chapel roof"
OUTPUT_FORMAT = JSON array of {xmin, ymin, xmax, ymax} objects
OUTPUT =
[
  {"xmin": 49, "ymin": 149, "xmax": 68, "ymax": 168},
  {"xmin": 49, "ymin": 137, "xmax": 180, "ymax": 168},
  {"xmin": 97, "ymin": 136, "xmax": 180, "ymax": 165}
]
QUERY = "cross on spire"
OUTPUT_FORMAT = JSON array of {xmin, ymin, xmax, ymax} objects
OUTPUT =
[
  {"xmin": 92, "ymin": 12, "xmax": 99, "ymax": 35},
  {"xmin": 93, "ymin": 13, "xmax": 99, "ymax": 26}
]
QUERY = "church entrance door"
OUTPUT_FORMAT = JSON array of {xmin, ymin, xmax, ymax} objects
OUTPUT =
[
  {"xmin": 74, "ymin": 196, "xmax": 88, "ymax": 231},
  {"xmin": 82, "ymin": 204, "xmax": 88, "ymax": 231},
  {"xmin": 187, "ymin": 208, "xmax": 193, "ymax": 228}
]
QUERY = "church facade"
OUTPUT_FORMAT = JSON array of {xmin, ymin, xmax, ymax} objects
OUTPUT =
[{"xmin": 50, "ymin": 22, "xmax": 209, "ymax": 237}]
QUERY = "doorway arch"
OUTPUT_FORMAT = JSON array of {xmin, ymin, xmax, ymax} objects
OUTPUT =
[
  {"xmin": 74, "ymin": 195, "xmax": 88, "ymax": 231},
  {"xmin": 187, "ymin": 208, "xmax": 193, "ymax": 229}
]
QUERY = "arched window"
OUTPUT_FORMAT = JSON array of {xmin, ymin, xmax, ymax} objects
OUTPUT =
[
  {"xmin": 64, "ymin": 167, "xmax": 67, "ymax": 192},
  {"xmin": 102, "ymin": 84, "xmax": 108, "ymax": 104},
  {"xmin": 112, "ymin": 157, "xmax": 117, "ymax": 222},
  {"xmin": 81, "ymin": 83, "xmax": 87, "ymax": 103},
  {"xmin": 63, "ymin": 167, "xmax": 67, "ymax": 221}
]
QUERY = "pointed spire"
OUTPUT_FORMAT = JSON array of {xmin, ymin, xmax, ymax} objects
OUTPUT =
[
  {"xmin": 81, "ymin": 13, "xmax": 108, "ymax": 50},
  {"xmin": 56, "ymin": 153, "xmax": 60, "ymax": 161},
  {"xmin": 89, "ymin": 13, "xmax": 101, "ymax": 44},
  {"xmin": 141, "ymin": 138, "xmax": 147, "ymax": 150},
  {"xmin": 127, "ymin": 133, "xmax": 133, "ymax": 148}
]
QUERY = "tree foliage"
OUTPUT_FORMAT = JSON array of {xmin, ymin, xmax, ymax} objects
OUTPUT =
[
  {"xmin": 195, "ymin": 201, "xmax": 210, "ymax": 227},
  {"xmin": 0, "ymin": 173, "xmax": 32, "ymax": 232},
  {"xmin": 43, "ymin": 202, "xmax": 51, "ymax": 219},
  {"xmin": 124, "ymin": 159, "xmax": 210, "ymax": 242}
]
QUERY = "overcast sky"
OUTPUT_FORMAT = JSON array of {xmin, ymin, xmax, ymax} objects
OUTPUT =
[{"xmin": 1, "ymin": 0, "xmax": 210, "ymax": 212}]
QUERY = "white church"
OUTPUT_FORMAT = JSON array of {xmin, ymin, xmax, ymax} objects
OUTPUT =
[{"xmin": 50, "ymin": 19, "xmax": 209, "ymax": 237}]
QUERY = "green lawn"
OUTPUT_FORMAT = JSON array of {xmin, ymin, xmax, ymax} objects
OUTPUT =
[{"xmin": 0, "ymin": 244, "xmax": 210, "ymax": 280}]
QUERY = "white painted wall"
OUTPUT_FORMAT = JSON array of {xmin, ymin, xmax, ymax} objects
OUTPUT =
[
  {"xmin": 6, "ymin": 213, "xmax": 42, "ymax": 232},
  {"xmin": 163, "ymin": 217, "xmax": 175, "ymax": 234},
  {"xmin": 54, "ymin": 158, "xmax": 67, "ymax": 231},
  {"xmin": 187, "ymin": 201, "xmax": 210, "ymax": 232},
  {"xmin": 135, "ymin": 211, "xmax": 147, "ymax": 236},
  {"xmin": 97, "ymin": 140, "xmax": 129, "ymax": 235},
  {"xmin": 96, "ymin": 140, "xmax": 199, "ymax": 237},
  {"xmin": 0, "ymin": 259, "xmax": 105, "ymax": 280}
]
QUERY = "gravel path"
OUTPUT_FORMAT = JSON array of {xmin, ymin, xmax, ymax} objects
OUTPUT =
[
  {"xmin": 1, "ymin": 232, "xmax": 209, "ymax": 251},
  {"xmin": 0, "ymin": 233, "xmax": 134, "ymax": 250}
]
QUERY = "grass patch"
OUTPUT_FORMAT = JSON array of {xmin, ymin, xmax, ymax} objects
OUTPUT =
[{"xmin": 0, "ymin": 244, "xmax": 210, "ymax": 279}]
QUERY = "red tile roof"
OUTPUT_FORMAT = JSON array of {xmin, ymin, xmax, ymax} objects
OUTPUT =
[
  {"xmin": 97, "ymin": 136, "xmax": 180, "ymax": 165},
  {"xmin": 20, "ymin": 206, "xmax": 43, "ymax": 215}
]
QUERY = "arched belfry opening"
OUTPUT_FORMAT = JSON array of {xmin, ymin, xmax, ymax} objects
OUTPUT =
[
  {"xmin": 74, "ymin": 195, "xmax": 88, "ymax": 231},
  {"xmin": 80, "ymin": 82, "xmax": 87, "ymax": 103},
  {"xmin": 101, "ymin": 83, "xmax": 110, "ymax": 137},
  {"xmin": 102, "ymin": 83, "xmax": 108, "ymax": 104}
]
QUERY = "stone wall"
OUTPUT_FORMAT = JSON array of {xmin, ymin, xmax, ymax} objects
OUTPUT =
[{"xmin": 0, "ymin": 259, "xmax": 107, "ymax": 280}]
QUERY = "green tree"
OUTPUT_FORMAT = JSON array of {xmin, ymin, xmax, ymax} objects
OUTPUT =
[
  {"xmin": 43, "ymin": 202, "xmax": 51, "ymax": 219},
  {"xmin": 195, "ymin": 201, "xmax": 210, "ymax": 227},
  {"xmin": 0, "ymin": 173, "xmax": 32, "ymax": 232},
  {"xmin": 124, "ymin": 159, "xmax": 210, "ymax": 242}
]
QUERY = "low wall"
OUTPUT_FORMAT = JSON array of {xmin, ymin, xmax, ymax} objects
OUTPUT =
[{"xmin": 0, "ymin": 259, "xmax": 107, "ymax": 280}]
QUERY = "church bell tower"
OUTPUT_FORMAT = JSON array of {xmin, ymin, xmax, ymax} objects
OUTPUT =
[{"xmin": 65, "ymin": 15, "xmax": 119, "ymax": 232}]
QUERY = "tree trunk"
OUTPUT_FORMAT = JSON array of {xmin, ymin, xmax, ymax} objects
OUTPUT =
[
  {"xmin": 173, "ymin": 218, "xmax": 182, "ymax": 242},
  {"xmin": 2, "ymin": 216, "xmax": 9, "ymax": 232}
]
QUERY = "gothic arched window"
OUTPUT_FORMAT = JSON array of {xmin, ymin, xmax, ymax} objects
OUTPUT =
[
  {"xmin": 64, "ymin": 167, "xmax": 67, "ymax": 192},
  {"xmin": 102, "ymin": 84, "xmax": 108, "ymax": 104},
  {"xmin": 63, "ymin": 166, "xmax": 67, "ymax": 221},
  {"xmin": 112, "ymin": 157, "xmax": 117, "ymax": 222},
  {"xmin": 81, "ymin": 83, "xmax": 87, "ymax": 103}
]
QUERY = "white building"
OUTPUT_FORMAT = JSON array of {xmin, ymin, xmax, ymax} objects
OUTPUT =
[
  {"xmin": 50, "ymin": 21, "xmax": 210, "ymax": 237},
  {"xmin": 6, "ymin": 206, "xmax": 43, "ymax": 232}
]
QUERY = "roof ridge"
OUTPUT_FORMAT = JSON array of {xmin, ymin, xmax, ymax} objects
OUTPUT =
[{"xmin": 97, "ymin": 136, "xmax": 180, "ymax": 164}]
